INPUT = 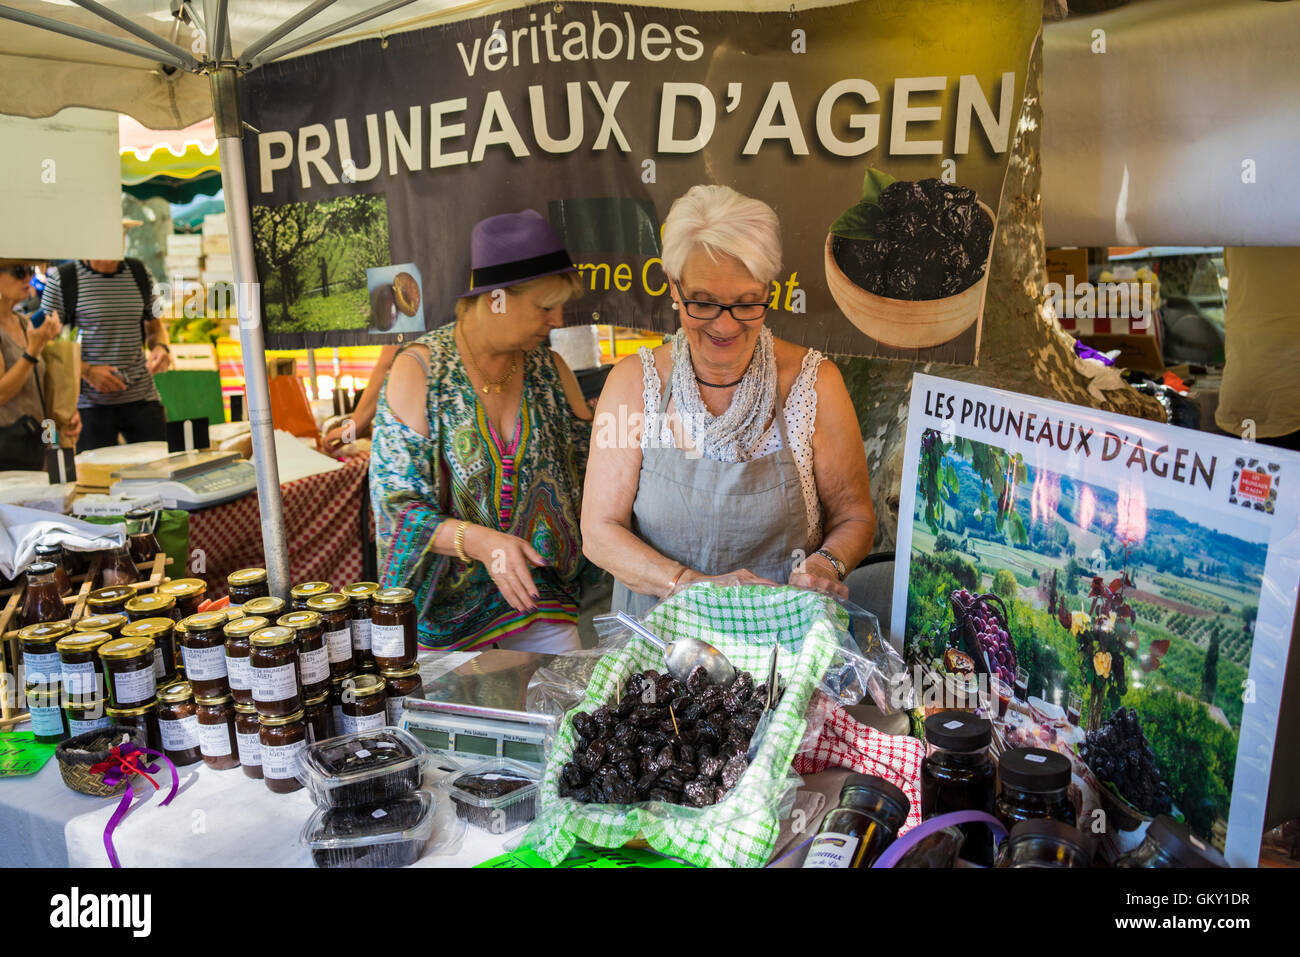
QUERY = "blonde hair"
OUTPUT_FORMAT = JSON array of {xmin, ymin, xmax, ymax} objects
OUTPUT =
[
  {"xmin": 456, "ymin": 272, "xmax": 583, "ymax": 320},
  {"xmin": 661, "ymin": 185, "xmax": 782, "ymax": 284}
]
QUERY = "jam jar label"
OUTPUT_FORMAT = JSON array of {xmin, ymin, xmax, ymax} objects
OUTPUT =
[
  {"xmin": 325, "ymin": 628, "xmax": 352, "ymax": 663},
  {"xmin": 803, "ymin": 833, "xmax": 860, "ymax": 869},
  {"xmin": 262, "ymin": 738, "xmax": 306, "ymax": 780},
  {"xmin": 370, "ymin": 624, "xmax": 407, "ymax": 659},
  {"xmin": 226, "ymin": 654, "xmax": 252, "ymax": 691},
  {"xmin": 182, "ymin": 643, "xmax": 228, "ymax": 681},
  {"xmin": 69, "ymin": 715, "xmax": 112, "ymax": 735},
  {"xmin": 23, "ymin": 651, "xmax": 62, "ymax": 685},
  {"xmin": 236, "ymin": 731, "xmax": 262, "ymax": 766},
  {"xmin": 159, "ymin": 714, "xmax": 200, "ymax": 752},
  {"xmin": 341, "ymin": 710, "xmax": 387, "ymax": 734},
  {"xmin": 385, "ymin": 696, "xmax": 406, "ymax": 725},
  {"xmin": 112, "ymin": 665, "xmax": 157, "ymax": 705},
  {"xmin": 62, "ymin": 660, "xmax": 98, "ymax": 695},
  {"xmin": 198, "ymin": 720, "xmax": 233, "ymax": 757},
  {"xmin": 298, "ymin": 646, "xmax": 330, "ymax": 685},
  {"xmin": 152, "ymin": 647, "xmax": 167, "ymax": 680},
  {"xmin": 332, "ymin": 705, "xmax": 344, "ymax": 731},
  {"xmin": 350, "ymin": 618, "xmax": 372, "ymax": 651},
  {"xmin": 30, "ymin": 704, "xmax": 64, "ymax": 736},
  {"xmin": 252, "ymin": 663, "xmax": 298, "ymax": 703}
]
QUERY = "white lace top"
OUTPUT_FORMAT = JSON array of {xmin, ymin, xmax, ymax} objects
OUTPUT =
[{"xmin": 637, "ymin": 345, "xmax": 825, "ymax": 543}]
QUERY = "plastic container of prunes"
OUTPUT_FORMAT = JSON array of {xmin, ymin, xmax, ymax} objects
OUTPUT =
[
  {"xmin": 297, "ymin": 727, "xmax": 429, "ymax": 808},
  {"xmin": 302, "ymin": 790, "xmax": 441, "ymax": 868},
  {"xmin": 443, "ymin": 758, "xmax": 540, "ymax": 833}
]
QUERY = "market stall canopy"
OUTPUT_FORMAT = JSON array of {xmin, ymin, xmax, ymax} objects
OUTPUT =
[
  {"xmin": 120, "ymin": 115, "xmax": 221, "ymax": 202},
  {"xmin": 1042, "ymin": 0, "xmax": 1300, "ymax": 246}
]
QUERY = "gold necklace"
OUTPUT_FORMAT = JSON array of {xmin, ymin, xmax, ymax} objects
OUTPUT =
[{"xmin": 458, "ymin": 321, "xmax": 517, "ymax": 394}]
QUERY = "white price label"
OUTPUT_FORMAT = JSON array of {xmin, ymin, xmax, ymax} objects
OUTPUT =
[
  {"xmin": 385, "ymin": 696, "xmax": 406, "ymax": 725},
  {"xmin": 251, "ymin": 663, "xmax": 299, "ymax": 703},
  {"xmin": 198, "ymin": 720, "xmax": 233, "ymax": 757},
  {"xmin": 298, "ymin": 646, "xmax": 330, "ymax": 686},
  {"xmin": 350, "ymin": 619, "xmax": 371, "ymax": 651},
  {"xmin": 943, "ymin": 720, "xmax": 963, "ymax": 730},
  {"xmin": 236, "ymin": 731, "xmax": 262, "ymax": 766},
  {"xmin": 29, "ymin": 705, "xmax": 64, "ymax": 736},
  {"xmin": 326, "ymin": 628, "xmax": 353, "ymax": 664},
  {"xmin": 61, "ymin": 660, "xmax": 97, "ymax": 696},
  {"xmin": 1025, "ymin": 753, "xmax": 1047, "ymax": 764},
  {"xmin": 182, "ymin": 643, "xmax": 228, "ymax": 681},
  {"xmin": 159, "ymin": 714, "xmax": 200, "ymax": 752},
  {"xmin": 803, "ymin": 833, "xmax": 860, "ymax": 869},
  {"xmin": 262, "ymin": 739, "xmax": 306, "ymax": 779},
  {"xmin": 69, "ymin": 715, "xmax": 111, "ymax": 735},
  {"xmin": 24, "ymin": 651, "xmax": 61, "ymax": 685},
  {"xmin": 370, "ymin": 624, "xmax": 406, "ymax": 659},
  {"xmin": 340, "ymin": 711, "xmax": 386, "ymax": 734},
  {"xmin": 111, "ymin": 665, "xmax": 156, "ymax": 705},
  {"xmin": 225, "ymin": 653, "xmax": 252, "ymax": 691}
]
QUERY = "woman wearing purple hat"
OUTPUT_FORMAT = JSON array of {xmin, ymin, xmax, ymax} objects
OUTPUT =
[{"xmin": 369, "ymin": 211, "xmax": 593, "ymax": 652}]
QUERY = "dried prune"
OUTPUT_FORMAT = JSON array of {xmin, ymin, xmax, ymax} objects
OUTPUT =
[
  {"xmin": 636, "ymin": 771, "xmax": 658, "ymax": 792},
  {"xmin": 714, "ymin": 785, "xmax": 730, "ymax": 804},
  {"xmin": 561, "ymin": 762, "xmax": 586, "ymax": 789},
  {"xmin": 651, "ymin": 745, "xmax": 675, "ymax": 774},
  {"xmin": 606, "ymin": 745, "xmax": 633, "ymax": 765},
  {"xmin": 617, "ymin": 759, "xmax": 639, "ymax": 781},
  {"xmin": 679, "ymin": 743, "xmax": 696, "ymax": 765},
  {"xmin": 721, "ymin": 755, "xmax": 748, "ymax": 789},
  {"xmin": 647, "ymin": 788, "xmax": 676, "ymax": 803},
  {"xmin": 571, "ymin": 785, "xmax": 596, "ymax": 803},
  {"xmin": 631, "ymin": 706, "xmax": 662, "ymax": 728},
  {"xmin": 698, "ymin": 687, "xmax": 724, "ymax": 715},
  {"xmin": 579, "ymin": 739, "xmax": 606, "ymax": 772},
  {"xmin": 592, "ymin": 706, "xmax": 614, "ymax": 728},
  {"xmin": 624, "ymin": 673, "xmax": 647, "ymax": 698},
  {"xmin": 604, "ymin": 779, "xmax": 636, "ymax": 804},
  {"xmin": 639, "ymin": 730, "xmax": 667, "ymax": 750},
  {"xmin": 683, "ymin": 779, "xmax": 715, "ymax": 807},
  {"xmin": 730, "ymin": 671, "xmax": 754, "ymax": 703},
  {"xmin": 721, "ymin": 690, "xmax": 742, "ymax": 714},
  {"xmin": 615, "ymin": 696, "xmax": 637, "ymax": 718},
  {"xmin": 677, "ymin": 700, "xmax": 701, "ymax": 724},
  {"xmin": 613, "ymin": 722, "xmax": 637, "ymax": 744},
  {"xmin": 659, "ymin": 769, "xmax": 686, "ymax": 790},
  {"xmin": 731, "ymin": 711, "xmax": 759, "ymax": 735},
  {"xmin": 572, "ymin": 711, "xmax": 598, "ymax": 739},
  {"xmin": 657, "ymin": 719, "xmax": 678, "ymax": 735},
  {"xmin": 699, "ymin": 754, "xmax": 725, "ymax": 780},
  {"xmin": 685, "ymin": 664, "xmax": 710, "ymax": 697},
  {"xmin": 726, "ymin": 726, "xmax": 750, "ymax": 750},
  {"xmin": 695, "ymin": 720, "xmax": 722, "ymax": 746}
]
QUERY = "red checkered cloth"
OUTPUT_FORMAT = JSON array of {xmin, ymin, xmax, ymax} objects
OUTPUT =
[
  {"xmin": 189, "ymin": 453, "xmax": 373, "ymax": 601},
  {"xmin": 793, "ymin": 693, "xmax": 925, "ymax": 832}
]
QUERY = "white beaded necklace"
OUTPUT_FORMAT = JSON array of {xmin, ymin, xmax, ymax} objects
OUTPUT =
[{"xmin": 670, "ymin": 325, "xmax": 777, "ymax": 463}]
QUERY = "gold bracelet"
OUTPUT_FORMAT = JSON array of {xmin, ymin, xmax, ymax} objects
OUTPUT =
[
  {"xmin": 454, "ymin": 521, "xmax": 472, "ymax": 564},
  {"xmin": 666, "ymin": 564, "xmax": 688, "ymax": 596}
]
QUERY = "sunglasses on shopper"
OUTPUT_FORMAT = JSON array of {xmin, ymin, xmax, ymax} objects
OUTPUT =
[
  {"xmin": 3, "ymin": 265, "xmax": 35, "ymax": 279},
  {"xmin": 671, "ymin": 280, "xmax": 770, "ymax": 322}
]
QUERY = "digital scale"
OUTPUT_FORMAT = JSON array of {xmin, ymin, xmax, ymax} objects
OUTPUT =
[
  {"xmin": 110, "ymin": 450, "xmax": 258, "ymax": 510},
  {"xmin": 401, "ymin": 650, "xmax": 561, "ymax": 767}
]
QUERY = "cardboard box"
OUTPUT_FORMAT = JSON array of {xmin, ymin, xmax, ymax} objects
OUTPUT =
[
  {"xmin": 202, "ymin": 212, "xmax": 228, "ymax": 236},
  {"xmin": 202, "ymin": 234, "xmax": 230, "ymax": 256}
]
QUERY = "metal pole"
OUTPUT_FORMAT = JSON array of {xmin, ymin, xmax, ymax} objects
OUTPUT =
[
  {"xmin": 0, "ymin": 4, "xmax": 190, "ymax": 70},
  {"xmin": 247, "ymin": 0, "xmax": 420, "ymax": 69},
  {"xmin": 68, "ymin": 0, "xmax": 202, "ymax": 70},
  {"xmin": 210, "ymin": 67, "xmax": 291, "ymax": 599},
  {"xmin": 239, "ymin": 0, "xmax": 342, "ymax": 65},
  {"xmin": 306, "ymin": 349, "xmax": 319, "ymax": 398}
]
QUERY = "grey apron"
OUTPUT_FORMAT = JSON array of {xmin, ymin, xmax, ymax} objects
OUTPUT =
[{"xmin": 610, "ymin": 368, "xmax": 810, "ymax": 617}]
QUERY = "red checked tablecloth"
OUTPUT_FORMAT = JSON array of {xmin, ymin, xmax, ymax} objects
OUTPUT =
[{"xmin": 189, "ymin": 453, "xmax": 373, "ymax": 600}]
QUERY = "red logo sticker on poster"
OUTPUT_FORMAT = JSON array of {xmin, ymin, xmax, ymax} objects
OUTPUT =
[{"xmin": 1238, "ymin": 469, "xmax": 1271, "ymax": 501}]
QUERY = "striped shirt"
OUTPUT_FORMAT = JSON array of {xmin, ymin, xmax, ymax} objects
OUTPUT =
[{"xmin": 40, "ymin": 261, "xmax": 160, "ymax": 408}]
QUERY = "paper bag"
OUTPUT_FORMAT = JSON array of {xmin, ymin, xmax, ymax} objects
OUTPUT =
[{"xmin": 40, "ymin": 339, "xmax": 80, "ymax": 447}]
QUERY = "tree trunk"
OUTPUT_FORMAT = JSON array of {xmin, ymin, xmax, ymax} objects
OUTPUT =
[{"xmin": 839, "ymin": 38, "xmax": 1164, "ymax": 551}]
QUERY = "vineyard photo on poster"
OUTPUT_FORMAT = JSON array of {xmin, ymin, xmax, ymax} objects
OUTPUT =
[{"xmin": 904, "ymin": 428, "xmax": 1265, "ymax": 849}]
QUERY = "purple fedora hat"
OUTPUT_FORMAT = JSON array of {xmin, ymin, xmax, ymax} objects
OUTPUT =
[{"xmin": 460, "ymin": 209, "xmax": 578, "ymax": 298}]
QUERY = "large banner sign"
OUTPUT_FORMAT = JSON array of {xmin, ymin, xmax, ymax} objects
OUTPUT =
[
  {"xmin": 239, "ymin": 0, "xmax": 1040, "ymax": 361},
  {"xmin": 892, "ymin": 373, "xmax": 1300, "ymax": 866}
]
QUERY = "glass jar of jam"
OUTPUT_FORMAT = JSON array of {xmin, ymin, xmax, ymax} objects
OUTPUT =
[
  {"xmin": 242, "ymin": 595, "xmax": 286, "ymax": 620},
  {"xmin": 125, "ymin": 592, "xmax": 178, "ymax": 624},
  {"xmin": 380, "ymin": 665, "xmax": 422, "ymax": 725},
  {"xmin": 21, "ymin": 562, "xmax": 67, "ymax": 626},
  {"xmin": 86, "ymin": 585, "xmax": 135, "ymax": 617},
  {"xmin": 921, "ymin": 711, "xmax": 996, "ymax": 866},
  {"xmin": 996, "ymin": 819, "xmax": 1094, "ymax": 868},
  {"xmin": 65, "ymin": 696, "xmax": 111, "ymax": 736},
  {"xmin": 97, "ymin": 544, "xmax": 140, "ymax": 587},
  {"xmin": 341, "ymin": 582, "xmax": 378, "ymax": 670},
  {"xmin": 803, "ymin": 774, "xmax": 911, "ymax": 868},
  {"xmin": 340, "ymin": 673, "xmax": 388, "ymax": 734},
  {"xmin": 329, "ymin": 672, "xmax": 355, "ymax": 732},
  {"xmin": 178, "ymin": 610, "xmax": 230, "ymax": 698},
  {"xmin": 370, "ymin": 587, "xmax": 417, "ymax": 672},
  {"xmin": 156, "ymin": 680, "xmax": 203, "ymax": 767},
  {"xmin": 249, "ymin": 625, "xmax": 302, "ymax": 718},
  {"xmin": 259, "ymin": 709, "xmax": 308, "ymax": 793},
  {"xmin": 1114, "ymin": 815, "xmax": 1229, "ymax": 868},
  {"xmin": 56, "ymin": 631, "xmax": 112, "ymax": 698},
  {"xmin": 995, "ymin": 747, "xmax": 1077, "ymax": 831},
  {"xmin": 227, "ymin": 568, "xmax": 269, "ymax": 609},
  {"xmin": 290, "ymin": 581, "xmax": 332, "ymax": 612},
  {"xmin": 75, "ymin": 614, "xmax": 127, "ymax": 638},
  {"xmin": 307, "ymin": 593, "xmax": 355, "ymax": 678},
  {"xmin": 124, "ymin": 508, "xmax": 161, "ymax": 566},
  {"xmin": 34, "ymin": 543, "xmax": 74, "ymax": 596},
  {"xmin": 304, "ymin": 692, "xmax": 332, "ymax": 743},
  {"xmin": 223, "ymin": 615, "xmax": 268, "ymax": 706},
  {"xmin": 106, "ymin": 701, "xmax": 161, "ymax": 751},
  {"xmin": 120, "ymin": 617, "xmax": 178, "ymax": 685},
  {"xmin": 277, "ymin": 610, "xmax": 330, "ymax": 699},
  {"xmin": 195, "ymin": 694, "xmax": 239, "ymax": 769},
  {"xmin": 18, "ymin": 621, "xmax": 71, "ymax": 688},
  {"xmin": 97, "ymin": 635, "xmax": 158, "ymax": 709},
  {"xmin": 26, "ymin": 685, "xmax": 69, "ymax": 743},
  {"xmin": 158, "ymin": 578, "xmax": 207, "ymax": 620},
  {"xmin": 234, "ymin": 703, "xmax": 264, "ymax": 778}
]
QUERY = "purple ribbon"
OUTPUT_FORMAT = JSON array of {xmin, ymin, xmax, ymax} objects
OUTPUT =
[{"xmin": 90, "ymin": 743, "xmax": 179, "ymax": 868}]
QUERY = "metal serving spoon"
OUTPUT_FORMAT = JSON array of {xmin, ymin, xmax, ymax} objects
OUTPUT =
[{"xmin": 594, "ymin": 611, "xmax": 737, "ymax": 687}]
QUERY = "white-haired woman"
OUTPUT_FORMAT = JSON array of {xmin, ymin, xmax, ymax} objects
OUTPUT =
[{"xmin": 583, "ymin": 185, "xmax": 875, "ymax": 616}]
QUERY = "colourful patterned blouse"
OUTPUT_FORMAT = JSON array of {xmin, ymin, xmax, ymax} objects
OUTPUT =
[{"xmin": 369, "ymin": 324, "xmax": 591, "ymax": 650}]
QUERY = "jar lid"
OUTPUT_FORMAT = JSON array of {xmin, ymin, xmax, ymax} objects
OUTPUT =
[
  {"xmin": 26, "ymin": 561, "xmax": 56, "ymax": 575},
  {"xmin": 194, "ymin": 693, "xmax": 233, "ymax": 706},
  {"xmin": 227, "ymin": 567, "xmax": 268, "ymax": 586},
  {"xmin": 158, "ymin": 578, "xmax": 206, "ymax": 598},
  {"xmin": 379, "ymin": 664, "xmax": 421, "ymax": 679},
  {"xmin": 18, "ymin": 621, "xmax": 73, "ymax": 643},
  {"xmin": 1006, "ymin": 818, "xmax": 1095, "ymax": 857},
  {"xmin": 120, "ymin": 618, "xmax": 175, "ymax": 641},
  {"xmin": 56, "ymin": 631, "xmax": 113, "ymax": 654},
  {"xmin": 75, "ymin": 614, "xmax": 128, "ymax": 634},
  {"xmin": 34, "ymin": 542, "xmax": 63, "ymax": 556},
  {"xmin": 305, "ymin": 691, "xmax": 330, "ymax": 706},
  {"xmin": 241, "ymin": 596, "xmax": 286, "ymax": 617},
  {"xmin": 372, "ymin": 586, "xmax": 414, "ymax": 605},
  {"xmin": 306, "ymin": 593, "xmax": 349, "ymax": 613},
  {"xmin": 290, "ymin": 581, "xmax": 331, "ymax": 598},
  {"xmin": 346, "ymin": 673, "xmax": 386, "ymax": 698},
  {"xmin": 341, "ymin": 582, "xmax": 379, "ymax": 600},
  {"xmin": 124, "ymin": 593, "xmax": 176, "ymax": 614},
  {"xmin": 87, "ymin": 586, "xmax": 135, "ymax": 606},
  {"xmin": 278, "ymin": 610, "xmax": 323, "ymax": 631},
  {"xmin": 260, "ymin": 709, "xmax": 306, "ymax": 727},
  {"xmin": 924, "ymin": 711, "xmax": 991, "ymax": 751},
  {"xmin": 98, "ymin": 635, "xmax": 156, "ymax": 659},
  {"xmin": 249, "ymin": 625, "xmax": 296, "ymax": 648},
  {"xmin": 125, "ymin": 507, "xmax": 154, "ymax": 520},
  {"xmin": 1143, "ymin": 815, "xmax": 1229, "ymax": 868},
  {"xmin": 158, "ymin": 681, "xmax": 194, "ymax": 704},
  {"xmin": 234, "ymin": 702, "xmax": 258, "ymax": 714},
  {"xmin": 224, "ymin": 607, "xmax": 245, "ymax": 623},
  {"xmin": 330, "ymin": 672, "xmax": 357, "ymax": 686},
  {"xmin": 840, "ymin": 773, "xmax": 911, "ymax": 824},
  {"xmin": 224, "ymin": 615, "xmax": 269, "ymax": 639},
  {"xmin": 182, "ymin": 610, "xmax": 229, "ymax": 633},
  {"xmin": 999, "ymin": 747, "xmax": 1072, "ymax": 791},
  {"xmin": 106, "ymin": 702, "xmax": 157, "ymax": 718}
]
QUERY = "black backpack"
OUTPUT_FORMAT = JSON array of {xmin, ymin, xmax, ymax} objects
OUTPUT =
[{"xmin": 56, "ymin": 259, "xmax": 154, "ymax": 334}]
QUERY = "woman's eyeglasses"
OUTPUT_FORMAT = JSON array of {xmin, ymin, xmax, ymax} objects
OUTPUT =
[
  {"xmin": 672, "ymin": 280, "xmax": 769, "ymax": 322},
  {"xmin": 3, "ymin": 266, "xmax": 35, "ymax": 280}
]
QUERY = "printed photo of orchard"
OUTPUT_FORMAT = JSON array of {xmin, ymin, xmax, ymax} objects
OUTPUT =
[{"xmin": 903, "ymin": 429, "xmax": 1264, "ymax": 849}]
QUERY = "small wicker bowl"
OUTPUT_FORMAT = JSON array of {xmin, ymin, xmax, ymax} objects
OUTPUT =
[{"xmin": 55, "ymin": 726, "xmax": 147, "ymax": 797}]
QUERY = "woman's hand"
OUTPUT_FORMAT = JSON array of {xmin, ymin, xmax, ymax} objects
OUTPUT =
[
  {"xmin": 680, "ymin": 568, "xmax": 777, "ymax": 591},
  {"xmin": 29, "ymin": 313, "xmax": 62, "ymax": 353},
  {"xmin": 63, "ymin": 410, "xmax": 82, "ymax": 446},
  {"xmin": 789, "ymin": 553, "xmax": 850, "ymax": 600},
  {"xmin": 470, "ymin": 527, "xmax": 548, "ymax": 614},
  {"xmin": 146, "ymin": 345, "xmax": 171, "ymax": 375}
]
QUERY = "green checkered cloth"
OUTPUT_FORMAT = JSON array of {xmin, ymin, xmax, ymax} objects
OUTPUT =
[{"xmin": 519, "ymin": 584, "xmax": 851, "ymax": 868}]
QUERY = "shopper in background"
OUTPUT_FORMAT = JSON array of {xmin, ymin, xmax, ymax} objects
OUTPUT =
[
  {"xmin": 40, "ymin": 256, "xmax": 171, "ymax": 451},
  {"xmin": 1, "ymin": 261, "xmax": 81, "ymax": 468},
  {"xmin": 322, "ymin": 344, "xmax": 400, "ymax": 455}
]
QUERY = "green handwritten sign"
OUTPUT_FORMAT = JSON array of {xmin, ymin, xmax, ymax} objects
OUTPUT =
[{"xmin": 0, "ymin": 732, "xmax": 59, "ymax": 777}]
